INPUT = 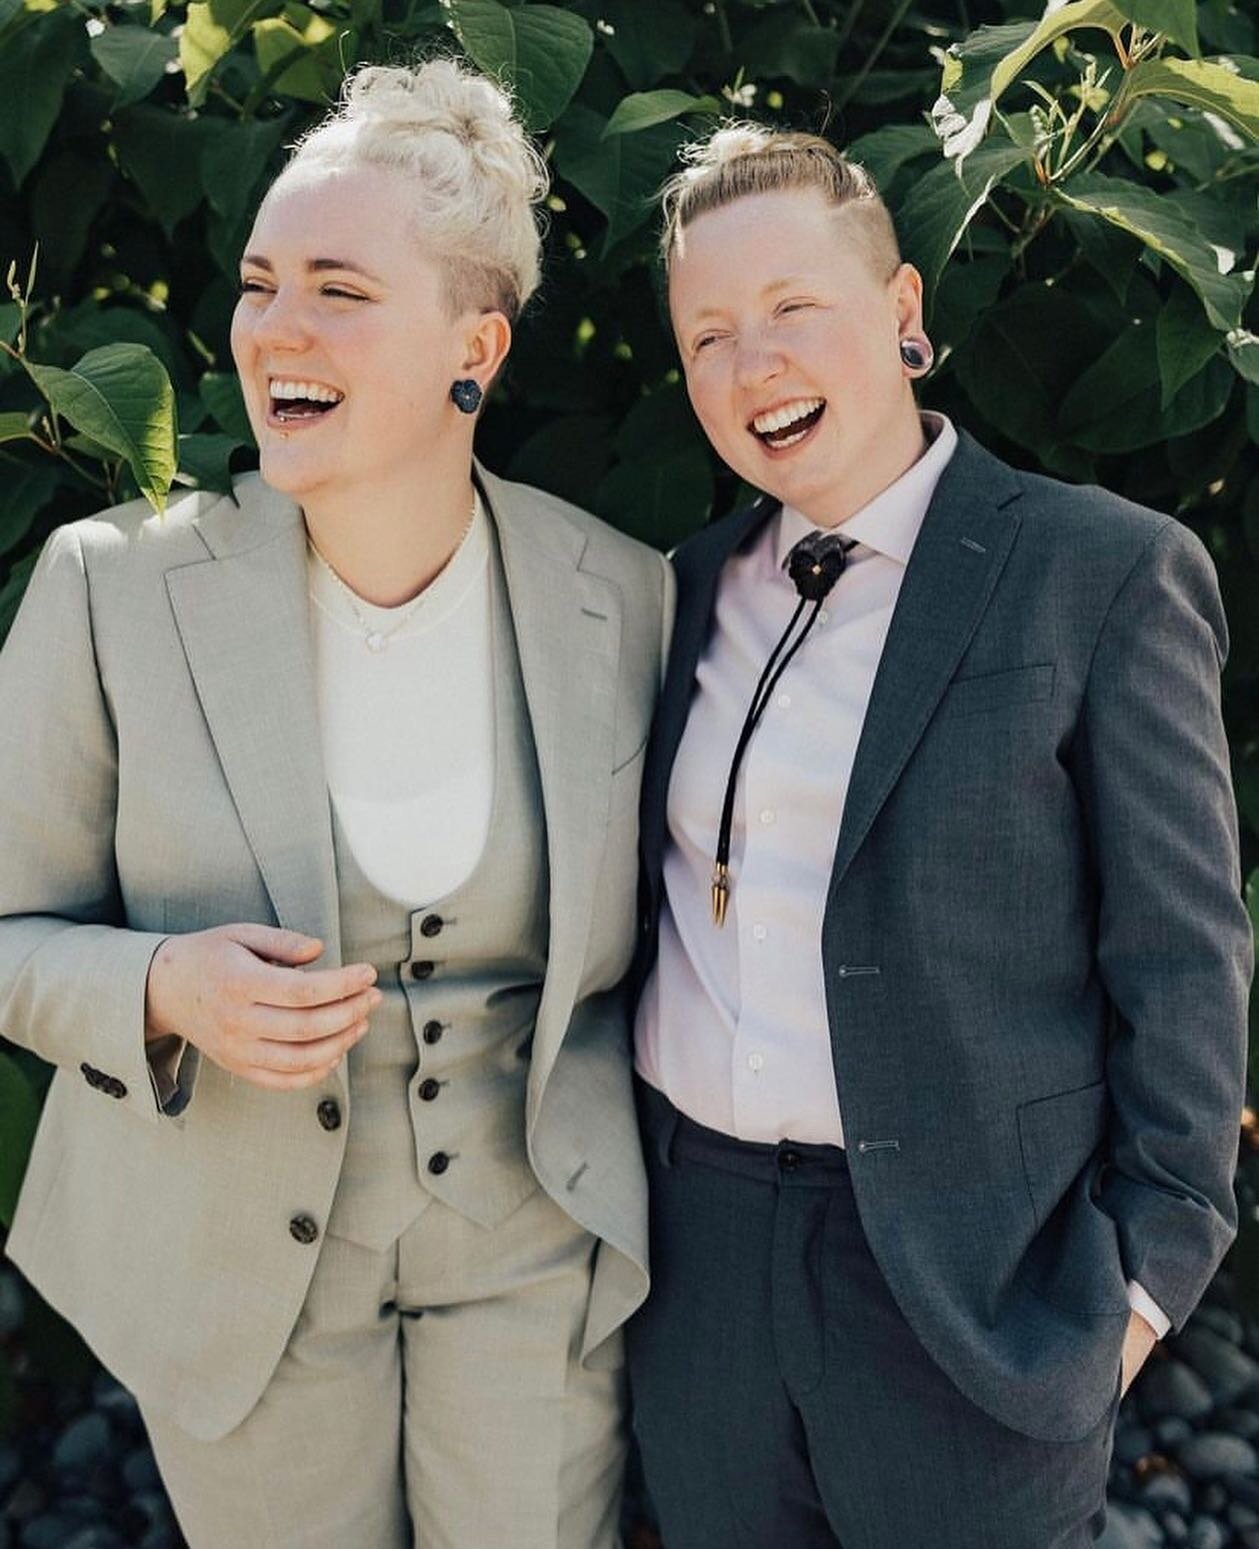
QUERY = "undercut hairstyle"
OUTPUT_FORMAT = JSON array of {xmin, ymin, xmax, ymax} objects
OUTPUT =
[
  {"xmin": 279, "ymin": 58, "xmax": 549, "ymax": 322},
  {"xmin": 660, "ymin": 124, "xmax": 902, "ymax": 280}
]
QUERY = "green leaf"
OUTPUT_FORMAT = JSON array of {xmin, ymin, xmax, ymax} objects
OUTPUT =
[
  {"xmin": 553, "ymin": 104, "xmax": 680, "ymax": 252},
  {"xmin": 597, "ymin": 444, "xmax": 712, "ymax": 550},
  {"xmin": 180, "ymin": 0, "xmax": 285, "ymax": 107},
  {"xmin": 603, "ymin": 90, "xmax": 719, "ymax": 137},
  {"xmin": 0, "ymin": 551, "xmax": 37, "ymax": 645},
  {"xmin": 90, "ymin": 24, "xmax": 179, "ymax": 108},
  {"xmin": 252, "ymin": 4, "xmax": 345, "ymax": 105},
  {"xmin": 25, "ymin": 345, "xmax": 178, "ymax": 513},
  {"xmin": 1228, "ymin": 329, "xmax": 1259, "ymax": 384},
  {"xmin": 1247, "ymin": 867, "xmax": 1259, "ymax": 951},
  {"xmin": 596, "ymin": 0, "xmax": 696, "ymax": 91},
  {"xmin": 845, "ymin": 123, "xmax": 940, "ymax": 191},
  {"xmin": 0, "ymin": 413, "xmax": 32, "ymax": 444},
  {"xmin": 445, "ymin": 0, "xmax": 593, "ymax": 132},
  {"xmin": 1055, "ymin": 174, "xmax": 1253, "ymax": 331},
  {"xmin": 505, "ymin": 414, "xmax": 613, "ymax": 507},
  {"xmin": 200, "ymin": 115, "xmax": 290, "ymax": 226},
  {"xmin": 1057, "ymin": 324, "xmax": 1233, "ymax": 451},
  {"xmin": 1121, "ymin": 56, "xmax": 1259, "ymax": 140},
  {"xmin": 0, "ymin": 461, "xmax": 58, "ymax": 561},
  {"xmin": 0, "ymin": 1048, "xmax": 40, "ymax": 1229},
  {"xmin": 735, "ymin": 16, "xmax": 839, "ymax": 90},
  {"xmin": 896, "ymin": 138, "xmax": 1030, "ymax": 312},
  {"xmin": 1112, "ymin": 0, "xmax": 1199, "ymax": 56},
  {"xmin": 176, "ymin": 432, "xmax": 246, "ymax": 493},
  {"xmin": 0, "ymin": 8, "xmax": 89, "ymax": 187},
  {"xmin": 114, "ymin": 107, "xmax": 218, "ymax": 238},
  {"xmin": 1156, "ymin": 284, "xmax": 1222, "ymax": 407},
  {"xmin": 31, "ymin": 151, "xmax": 115, "ymax": 278},
  {"xmin": 200, "ymin": 371, "xmax": 255, "ymax": 442},
  {"xmin": 932, "ymin": 0, "xmax": 1127, "ymax": 158}
]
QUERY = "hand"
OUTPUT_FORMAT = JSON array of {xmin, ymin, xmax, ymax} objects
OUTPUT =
[
  {"xmin": 145, "ymin": 924, "xmax": 380, "ymax": 1091},
  {"xmin": 1120, "ymin": 1308, "xmax": 1158, "ymax": 1396}
]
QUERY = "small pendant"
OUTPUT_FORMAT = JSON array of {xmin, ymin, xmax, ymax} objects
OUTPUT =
[{"xmin": 365, "ymin": 631, "xmax": 386, "ymax": 653}]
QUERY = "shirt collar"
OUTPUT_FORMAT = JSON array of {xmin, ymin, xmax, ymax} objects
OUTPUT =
[{"xmin": 773, "ymin": 412, "xmax": 958, "ymax": 572}]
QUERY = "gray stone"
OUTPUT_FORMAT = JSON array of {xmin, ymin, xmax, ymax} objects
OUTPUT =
[
  {"xmin": 0, "ymin": 1275, "xmax": 22, "ymax": 1338},
  {"xmin": 1200, "ymin": 1482, "xmax": 1229, "ymax": 1513},
  {"xmin": 0, "ymin": 1518, "xmax": 10, "ymax": 1549},
  {"xmin": 1218, "ymin": 1408, "xmax": 1259, "ymax": 1440},
  {"xmin": 1161, "ymin": 1514, "xmax": 1188, "ymax": 1543},
  {"xmin": 1115, "ymin": 1426, "xmax": 1157, "ymax": 1466},
  {"xmin": 1141, "ymin": 1361, "xmax": 1214, "ymax": 1423},
  {"xmin": 0, "ymin": 1446, "xmax": 20, "ymax": 1496},
  {"xmin": 1186, "ymin": 1518, "xmax": 1227, "ymax": 1549},
  {"xmin": 62, "ymin": 1530, "xmax": 126, "ymax": 1549},
  {"xmin": 1140, "ymin": 1472, "xmax": 1193, "ymax": 1514},
  {"xmin": 21, "ymin": 1515, "xmax": 84, "ymax": 1549},
  {"xmin": 1192, "ymin": 1307, "xmax": 1245, "ymax": 1345},
  {"xmin": 1228, "ymin": 1473, "xmax": 1259, "ymax": 1509},
  {"xmin": 1232, "ymin": 1502, "xmax": 1259, "ymax": 1529},
  {"xmin": 1178, "ymin": 1432, "xmax": 1259, "ymax": 1480},
  {"xmin": 1156, "ymin": 1419, "xmax": 1195, "ymax": 1449},
  {"xmin": 51, "ymin": 1414, "xmax": 111, "ymax": 1475},
  {"xmin": 1175, "ymin": 1328, "xmax": 1259, "ymax": 1406},
  {"xmin": 121, "ymin": 1447, "xmax": 161, "ymax": 1492},
  {"xmin": 1097, "ymin": 1503, "xmax": 1166, "ymax": 1549},
  {"xmin": 91, "ymin": 1374, "xmax": 140, "ymax": 1425}
]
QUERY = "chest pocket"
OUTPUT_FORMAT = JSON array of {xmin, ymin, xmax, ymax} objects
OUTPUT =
[{"xmin": 937, "ymin": 662, "xmax": 1055, "ymax": 719}]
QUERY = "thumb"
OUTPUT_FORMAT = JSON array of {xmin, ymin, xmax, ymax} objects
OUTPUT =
[{"xmin": 223, "ymin": 923, "xmax": 324, "ymax": 966}]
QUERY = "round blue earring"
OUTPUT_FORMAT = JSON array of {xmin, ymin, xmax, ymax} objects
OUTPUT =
[{"xmin": 450, "ymin": 378, "xmax": 483, "ymax": 414}]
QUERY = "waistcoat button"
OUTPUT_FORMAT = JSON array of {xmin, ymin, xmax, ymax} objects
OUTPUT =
[
  {"xmin": 289, "ymin": 1214, "xmax": 319, "ymax": 1245},
  {"xmin": 316, "ymin": 1098, "xmax": 341, "ymax": 1131},
  {"xmin": 422, "ymin": 1020, "xmax": 443, "ymax": 1045},
  {"xmin": 427, "ymin": 1151, "xmax": 450, "ymax": 1176},
  {"xmin": 420, "ymin": 914, "xmax": 443, "ymax": 938},
  {"xmin": 418, "ymin": 1078, "xmax": 440, "ymax": 1102},
  {"xmin": 411, "ymin": 961, "xmax": 435, "ymax": 980}
]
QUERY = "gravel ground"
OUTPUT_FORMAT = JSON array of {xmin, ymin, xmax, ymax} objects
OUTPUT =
[{"xmin": 6, "ymin": 1262, "xmax": 1259, "ymax": 1548}]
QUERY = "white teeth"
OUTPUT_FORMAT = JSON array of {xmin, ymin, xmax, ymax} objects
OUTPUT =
[
  {"xmin": 270, "ymin": 379, "xmax": 344, "ymax": 404},
  {"xmin": 752, "ymin": 397, "xmax": 823, "ymax": 435}
]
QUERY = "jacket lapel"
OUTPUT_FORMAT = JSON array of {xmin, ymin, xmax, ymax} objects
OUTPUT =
[
  {"xmin": 476, "ymin": 466, "xmax": 622, "ymax": 1105},
  {"xmin": 165, "ymin": 476, "xmax": 341, "ymax": 961},
  {"xmin": 827, "ymin": 434, "xmax": 1023, "ymax": 895}
]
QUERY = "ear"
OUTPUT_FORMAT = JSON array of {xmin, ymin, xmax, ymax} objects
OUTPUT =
[
  {"xmin": 890, "ymin": 263, "xmax": 925, "ymax": 337},
  {"xmin": 460, "ymin": 311, "xmax": 512, "ymax": 386}
]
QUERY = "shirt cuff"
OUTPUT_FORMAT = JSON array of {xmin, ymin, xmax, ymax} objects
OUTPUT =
[{"xmin": 1127, "ymin": 1279, "xmax": 1171, "ymax": 1339}]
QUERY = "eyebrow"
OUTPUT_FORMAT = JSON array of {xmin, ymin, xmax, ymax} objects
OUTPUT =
[
  {"xmin": 240, "ymin": 254, "xmax": 384, "ymax": 283},
  {"xmin": 688, "ymin": 276, "xmax": 817, "ymax": 323}
]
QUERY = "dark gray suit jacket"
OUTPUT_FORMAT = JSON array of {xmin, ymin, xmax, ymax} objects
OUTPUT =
[{"xmin": 637, "ymin": 431, "xmax": 1252, "ymax": 1443}]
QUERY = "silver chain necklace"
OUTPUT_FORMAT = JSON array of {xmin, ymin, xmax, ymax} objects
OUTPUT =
[{"xmin": 308, "ymin": 499, "xmax": 477, "ymax": 653}]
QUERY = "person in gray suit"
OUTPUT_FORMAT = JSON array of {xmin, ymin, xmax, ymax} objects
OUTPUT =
[
  {"xmin": 626, "ymin": 124, "xmax": 1252, "ymax": 1547},
  {"xmin": 0, "ymin": 59, "xmax": 671, "ymax": 1549}
]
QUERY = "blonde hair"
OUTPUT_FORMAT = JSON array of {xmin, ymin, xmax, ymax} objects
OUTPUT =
[
  {"xmin": 280, "ymin": 58, "xmax": 549, "ymax": 321},
  {"xmin": 660, "ymin": 123, "xmax": 900, "ymax": 278}
]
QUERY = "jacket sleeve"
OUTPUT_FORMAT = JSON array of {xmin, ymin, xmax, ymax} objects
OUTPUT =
[
  {"xmin": 1075, "ymin": 518, "xmax": 1252, "ymax": 1330},
  {"xmin": 0, "ymin": 524, "xmax": 172, "ymax": 1123}
]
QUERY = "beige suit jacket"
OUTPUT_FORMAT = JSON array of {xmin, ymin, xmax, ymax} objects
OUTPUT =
[{"xmin": 0, "ymin": 466, "xmax": 673, "ymax": 1440}]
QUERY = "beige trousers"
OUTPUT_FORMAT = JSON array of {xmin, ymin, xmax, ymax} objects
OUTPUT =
[{"xmin": 143, "ymin": 1184, "xmax": 626, "ymax": 1549}]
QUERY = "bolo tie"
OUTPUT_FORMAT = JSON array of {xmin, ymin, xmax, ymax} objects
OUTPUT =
[{"xmin": 711, "ymin": 529, "xmax": 856, "ymax": 927}]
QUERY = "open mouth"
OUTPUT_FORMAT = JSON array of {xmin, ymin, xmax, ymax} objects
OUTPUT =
[
  {"xmin": 750, "ymin": 397, "xmax": 826, "ymax": 451},
  {"xmin": 268, "ymin": 378, "xmax": 345, "ymax": 424}
]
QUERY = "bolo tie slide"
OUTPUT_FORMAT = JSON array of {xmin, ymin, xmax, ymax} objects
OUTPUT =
[{"xmin": 711, "ymin": 531, "xmax": 856, "ymax": 927}]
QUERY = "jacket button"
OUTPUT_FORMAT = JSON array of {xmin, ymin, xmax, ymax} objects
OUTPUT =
[
  {"xmin": 316, "ymin": 1098, "xmax": 341, "ymax": 1132},
  {"xmin": 289, "ymin": 1214, "xmax": 319, "ymax": 1245},
  {"xmin": 80, "ymin": 1062, "xmax": 99, "ymax": 1087},
  {"xmin": 106, "ymin": 1077, "xmax": 128, "ymax": 1100},
  {"xmin": 422, "ymin": 1020, "xmax": 443, "ymax": 1045},
  {"xmin": 420, "ymin": 914, "xmax": 443, "ymax": 938},
  {"xmin": 418, "ymin": 1078, "xmax": 440, "ymax": 1102},
  {"xmin": 411, "ymin": 961, "xmax": 435, "ymax": 981},
  {"xmin": 427, "ymin": 1151, "xmax": 450, "ymax": 1176}
]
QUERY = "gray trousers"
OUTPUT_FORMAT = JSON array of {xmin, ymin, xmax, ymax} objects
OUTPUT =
[
  {"xmin": 627, "ymin": 1083, "xmax": 1120, "ymax": 1549},
  {"xmin": 143, "ymin": 1183, "xmax": 626, "ymax": 1549}
]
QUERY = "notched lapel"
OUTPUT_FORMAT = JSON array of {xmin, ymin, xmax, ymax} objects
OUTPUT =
[
  {"xmin": 481, "ymin": 470, "xmax": 621, "ymax": 1103},
  {"xmin": 828, "ymin": 447, "xmax": 1023, "ymax": 894},
  {"xmin": 165, "ymin": 483, "xmax": 340, "ymax": 961}
]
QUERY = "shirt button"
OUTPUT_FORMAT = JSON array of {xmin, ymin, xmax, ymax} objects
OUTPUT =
[
  {"xmin": 316, "ymin": 1098, "xmax": 341, "ymax": 1132},
  {"xmin": 752, "ymin": 923, "xmax": 768, "ymax": 942},
  {"xmin": 777, "ymin": 694, "xmax": 791, "ymax": 709},
  {"xmin": 759, "ymin": 809, "xmax": 775, "ymax": 826},
  {"xmin": 420, "ymin": 914, "xmax": 443, "ymax": 938},
  {"xmin": 427, "ymin": 1151, "xmax": 450, "ymax": 1176},
  {"xmin": 747, "ymin": 1052, "xmax": 764, "ymax": 1072},
  {"xmin": 288, "ymin": 1214, "xmax": 319, "ymax": 1245},
  {"xmin": 422, "ymin": 1020, "xmax": 443, "ymax": 1045},
  {"xmin": 411, "ymin": 960, "xmax": 435, "ymax": 980},
  {"xmin": 818, "ymin": 608, "xmax": 830, "ymax": 624},
  {"xmin": 418, "ymin": 1078, "xmax": 441, "ymax": 1102}
]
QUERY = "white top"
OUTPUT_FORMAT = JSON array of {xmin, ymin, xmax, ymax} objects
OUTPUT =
[
  {"xmin": 632, "ymin": 412, "xmax": 1167, "ymax": 1335},
  {"xmin": 308, "ymin": 494, "xmax": 494, "ymax": 907}
]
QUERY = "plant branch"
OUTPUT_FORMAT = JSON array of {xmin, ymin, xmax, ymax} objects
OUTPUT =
[{"xmin": 834, "ymin": 0, "xmax": 913, "ymax": 109}]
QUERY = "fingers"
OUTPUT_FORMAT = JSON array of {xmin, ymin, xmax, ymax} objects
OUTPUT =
[
  {"xmin": 243, "ymin": 957, "xmax": 378, "ymax": 1010},
  {"xmin": 223, "ymin": 923, "xmax": 326, "ymax": 966},
  {"xmin": 249, "ymin": 987, "xmax": 382, "ymax": 1044},
  {"xmin": 244, "ymin": 1019, "xmax": 371, "ymax": 1081}
]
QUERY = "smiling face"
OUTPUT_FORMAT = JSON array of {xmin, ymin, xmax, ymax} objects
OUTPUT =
[
  {"xmin": 231, "ymin": 164, "xmax": 501, "ymax": 515},
  {"xmin": 668, "ymin": 186, "xmax": 927, "ymax": 527}
]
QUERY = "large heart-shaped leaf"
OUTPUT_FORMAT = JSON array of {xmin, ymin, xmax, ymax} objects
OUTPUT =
[
  {"xmin": 200, "ymin": 115, "xmax": 290, "ymax": 225},
  {"xmin": 1112, "ymin": 0, "xmax": 1199, "ymax": 56},
  {"xmin": 0, "ymin": 7, "xmax": 88, "ymax": 187},
  {"xmin": 90, "ymin": 24, "xmax": 179, "ymax": 108},
  {"xmin": 0, "ymin": 461, "xmax": 57, "ymax": 562},
  {"xmin": 932, "ymin": 0, "xmax": 1127, "ymax": 160},
  {"xmin": 180, "ymin": 0, "xmax": 285, "ymax": 107},
  {"xmin": 553, "ymin": 105, "xmax": 681, "ymax": 253},
  {"xmin": 0, "ymin": 1049, "xmax": 40, "ymax": 1229},
  {"xmin": 596, "ymin": 0, "xmax": 697, "ymax": 90},
  {"xmin": 1055, "ymin": 175, "xmax": 1253, "ymax": 331},
  {"xmin": 1120, "ymin": 56, "xmax": 1259, "ymax": 141},
  {"xmin": 846, "ymin": 124, "xmax": 941, "ymax": 191},
  {"xmin": 445, "ymin": 1, "xmax": 593, "ymax": 131},
  {"xmin": 1156, "ymin": 284, "xmax": 1222, "ymax": 407},
  {"xmin": 114, "ymin": 107, "xmax": 219, "ymax": 237},
  {"xmin": 603, "ymin": 90, "xmax": 719, "ymax": 137},
  {"xmin": 25, "ymin": 344, "xmax": 178, "ymax": 512},
  {"xmin": 253, "ymin": 4, "xmax": 344, "ymax": 105}
]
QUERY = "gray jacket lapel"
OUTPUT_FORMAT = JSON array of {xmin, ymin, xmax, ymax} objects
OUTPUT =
[
  {"xmin": 476, "ymin": 466, "xmax": 622, "ymax": 1103},
  {"xmin": 165, "ymin": 476, "xmax": 341, "ymax": 961},
  {"xmin": 828, "ymin": 435, "xmax": 1024, "ymax": 894}
]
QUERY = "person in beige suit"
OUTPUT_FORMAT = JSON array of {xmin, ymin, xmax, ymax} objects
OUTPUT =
[{"xmin": 0, "ymin": 58, "xmax": 671, "ymax": 1549}]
